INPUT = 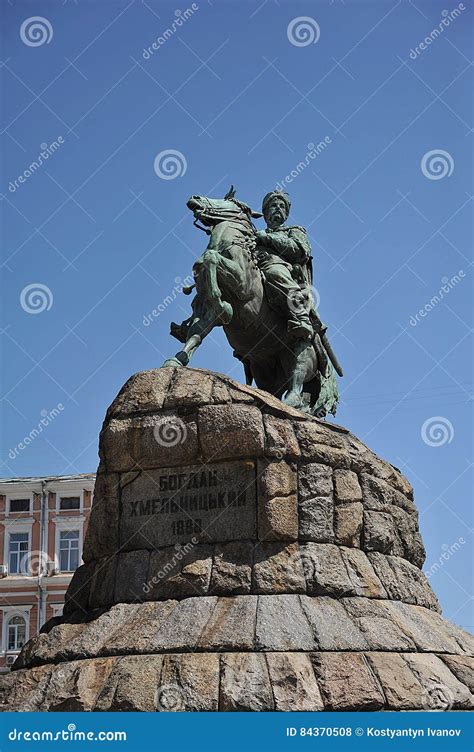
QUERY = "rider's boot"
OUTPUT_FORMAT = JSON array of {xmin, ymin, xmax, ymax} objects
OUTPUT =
[{"xmin": 287, "ymin": 313, "xmax": 313, "ymax": 340}]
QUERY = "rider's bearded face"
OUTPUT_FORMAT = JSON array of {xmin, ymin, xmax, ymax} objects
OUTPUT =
[{"xmin": 265, "ymin": 198, "xmax": 288, "ymax": 229}]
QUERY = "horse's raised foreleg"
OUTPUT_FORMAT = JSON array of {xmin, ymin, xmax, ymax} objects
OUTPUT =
[{"xmin": 164, "ymin": 250, "xmax": 234, "ymax": 368}]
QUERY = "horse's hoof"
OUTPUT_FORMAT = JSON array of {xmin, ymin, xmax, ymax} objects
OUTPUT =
[{"xmin": 162, "ymin": 356, "xmax": 186, "ymax": 368}]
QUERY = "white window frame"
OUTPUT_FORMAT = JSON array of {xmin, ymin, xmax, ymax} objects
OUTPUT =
[
  {"xmin": 5, "ymin": 524, "xmax": 32, "ymax": 576},
  {"xmin": 7, "ymin": 493, "xmax": 33, "ymax": 515},
  {"xmin": 58, "ymin": 530, "xmax": 80, "ymax": 572},
  {"xmin": 55, "ymin": 520, "xmax": 83, "ymax": 573},
  {"xmin": 54, "ymin": 487, "xmax": 84, "ymax": 514},
  {"xmin": 51, "ymin": 604, "xmax": 64, "ymax": 618},
  {"xmin": 1, "ymin": 607, "xmax": 31, "ymax": 656}
]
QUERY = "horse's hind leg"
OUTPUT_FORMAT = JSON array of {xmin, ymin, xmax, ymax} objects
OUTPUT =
[{"xmin": 281, "ymin": 341, "xmax": 317, "ymax": 411}]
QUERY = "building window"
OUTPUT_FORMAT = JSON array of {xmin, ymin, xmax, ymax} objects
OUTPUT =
[
  {"xmin": 8, "ymin": 533, "xmax": 29, "ymax": 575},
  {"xmin": 7, "ymin": 615, "xmax": 27, "ymax": 651},
  {"xmin": 59, "ymin": 496, "xmax": 80, "ymax": 511},
  {"xmin": 59, "ymin": 530, "xmax": 80, "ymax": 571},
  {"xmin": 52, "ymin": 604, "xmax": 63, "ymax": 618},
  {"xmin": 9, "ymin": 499, "xmax": 30, "ymax": 513}
]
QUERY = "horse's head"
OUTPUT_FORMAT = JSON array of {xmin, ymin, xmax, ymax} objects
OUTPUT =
[{"xmin": 187, "ymin": 186, "xmax": 262, "ymax": 228}]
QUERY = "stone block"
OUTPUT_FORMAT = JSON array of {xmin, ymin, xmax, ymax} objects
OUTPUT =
[
  {"xmin": 360, "ymin": 472, "xmax": 416, "ymax": 514},
  {"xmin": 258, "ymin": 496, "xmax": 298, "ymax": 542},
  {"xmin": 368, "ymin": 553, "xmax": 439, "ymax": 611},
  {"xmin": 300, "ymin": 596, "xmax": 368, "ymax": 651},
  {"xmin": 105, "ymin": 368, "xmax": 174, "ymax": 418},
  {"xmin": 256, "ymin": 595, "xmax": 315, "ymax": 651},
  {"xmin": 63, "ymin": 562, "xmax": 95, "ymax": 616},
  {"xmin": 114, "ymin": 550, "xmax": 150, "ymax": 603},
  {"xmin": 82, "ymin": 473, "xmax": 120, "ymax": 562},
  {"xmin": 146, "ymin": 544, "xmax": 213, "ymax": 600},
  {"xmin": 266, "ymin": 653, "xmax": 324, "ymax": 711},
  {"xmin": 158, "ymin": 653, "xmax": 220, "ymax": 711},
  {"xmin": 88, "ymin": 556, "xmax": 117, "ymax": 609},
  {"xmin": 253, "ymin": 543, "xmax": 306, "ymax": 594},
  {"xmin": 103, "ymin": 601, "xmax": 177, "ymax": 654},
  {"xmin": 95, "ymin": 655, "xmax": 163, "ymax": 711},
  {"xmin": 403, "ymin": 653, "xmax": 473, "ymax": 710},
  {"xmin": 342, "ymin": 598, "xmax": 416, "ymax": 651},
  {"xmin": 220, "ymin": 653, "xmax": 274, "ymax": 711},
  {"xmin": 440, "ymin": 655, "xmax": 474, "ymax": 693},
  {"xmin": 198, "ymin": 404, "xmax": 265, "ymax": 460},
  {"xmin": 333, "ymin": 469, "xmax": 362, "ymax": 503},
  {"xmin": 258, "ymin": 459, "xmax": 297, "ymax": 498},
  {"xmin": 299, "ymin": 498, "xmax": 334, "ymax": 542},
  {"xmin": 363, "ymin": 510, "xmax": 403, "ymax": 557},
  {"xmin": 383, "ymin": 601, "xmax": 462, "ymax": 654},
  {"xmin": 199, "ymin": 596, "xmax": 257, "ymax": 650},
  {"xmin": 263, "ymin": 414, "xmax": 300, "ymax": 459},
  {"xmin": 65, "ymin": 603, "xmax": 141, "ymax": 661},
  {"xmin": 163, "ymin": 368, "xmax": 214, "ymax": 408},
  {"xmin": 298, "ymin": 463, "xmax": 332, "ymax": 500},
  {"xmin": 365, "ymin": 653, "xmax": 426, "ymax": 710},
  {"xmin": 334, "ymin": 502, "xmax": 363, "ymax": 547},
  {"xmin": 302, "ymin": 543, "xmax": 354, "ymax": 597},
  {"xmin": 294, "ymin": 421, "xmax": 347, "ymax": 451},
  {"xmin": 311, "ymin": 652, "xmax": 385, "ymax": 711},
  {"xmin": 340, "ymin": 548, "xmax": 387, "ymax": 599},
  {"xmin": 101, "ymin": 413, "xmax": 199, "ymax": 472},
  {"xmin": 210, "ymin": 541, "xmax": 253, "ymax": 595},
  {"xmin": 152, "ymin": 597, "xmax": 218, "ymax": 651}
]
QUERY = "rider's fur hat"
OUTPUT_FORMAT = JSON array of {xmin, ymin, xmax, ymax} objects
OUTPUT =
[{"xmin": 262, "ymin": 190, "xmax": 291, "ymax": 216}]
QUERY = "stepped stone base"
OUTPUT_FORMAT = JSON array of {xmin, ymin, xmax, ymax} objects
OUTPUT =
[{"xmin": 2, "ymin": 368, "xmax": 473, "ymax": 712}]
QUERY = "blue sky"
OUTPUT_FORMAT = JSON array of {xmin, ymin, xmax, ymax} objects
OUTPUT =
[{"xmin": 1, "ymin": 0, "xmax": 472, "ymax": 627}]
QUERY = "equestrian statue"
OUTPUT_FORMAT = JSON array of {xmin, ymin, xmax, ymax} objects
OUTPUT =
[{"xmin": 164, "ymin": 188, "xmax": 343, "ymax": 417}]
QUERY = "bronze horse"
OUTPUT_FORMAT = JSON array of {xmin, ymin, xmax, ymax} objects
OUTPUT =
[{"xmin": 165, "ymin": 189, "xmax": 340, "ymax": 416}]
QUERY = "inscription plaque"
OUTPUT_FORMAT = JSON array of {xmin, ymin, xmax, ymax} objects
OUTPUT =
[{"xmin": 120, "ymin": 460, "xmax": 256, "ymax": 548}]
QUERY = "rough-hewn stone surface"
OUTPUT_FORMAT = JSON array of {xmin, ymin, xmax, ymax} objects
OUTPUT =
[{"xmin": 4, "ymin": 368, "xmax": 472, "ymax": 713}]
